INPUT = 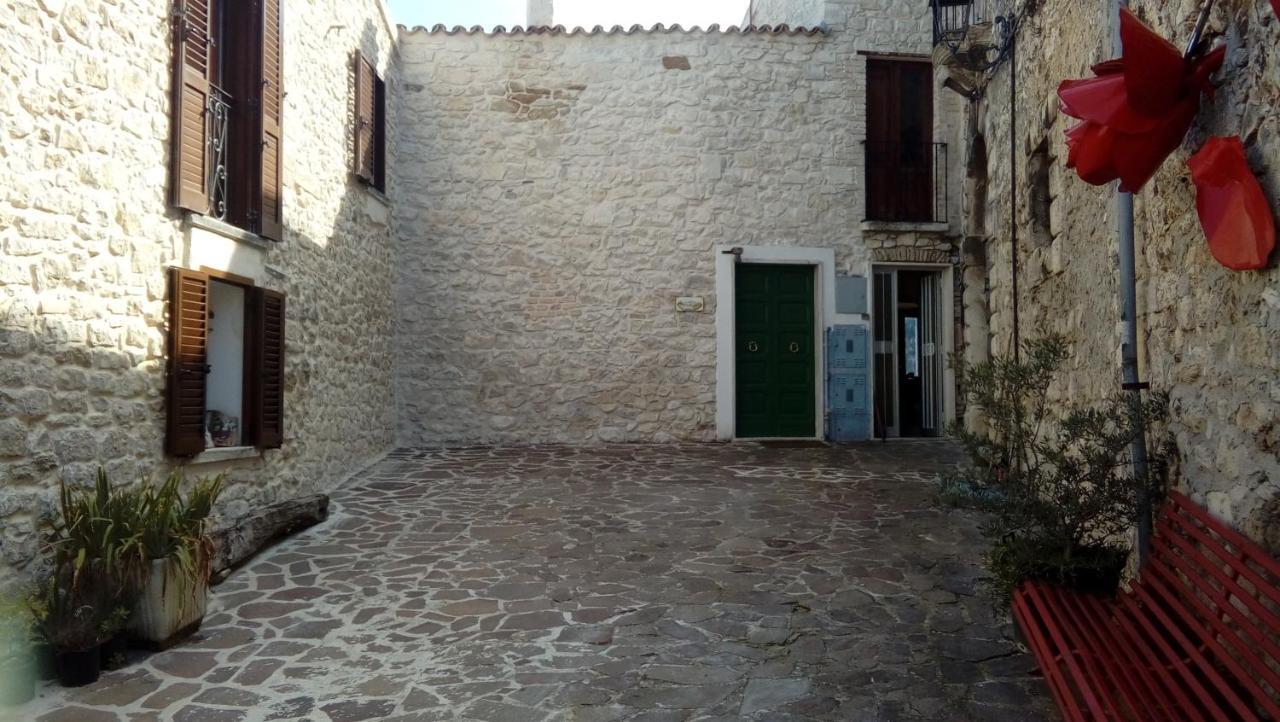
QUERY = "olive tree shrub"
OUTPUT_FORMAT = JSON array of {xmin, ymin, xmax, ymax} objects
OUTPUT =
[{"xmin": 938, "ymin": 335, "xmax": 1172, "ymax": 604}]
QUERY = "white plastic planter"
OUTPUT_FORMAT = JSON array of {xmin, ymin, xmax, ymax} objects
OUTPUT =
[{"xmin": 130, "ymin": 558, "xmax": 207, "ymax": 649}]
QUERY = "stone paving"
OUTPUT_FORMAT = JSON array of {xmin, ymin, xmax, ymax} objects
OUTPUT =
[{"xmin": 22, "ymin": 442, "xmax": 1054, "ymax": 721}]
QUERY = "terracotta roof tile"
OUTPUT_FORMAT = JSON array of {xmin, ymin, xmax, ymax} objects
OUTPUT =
[{"xmin": 399, "ymin": 22, "xmax": 829, "ymax": 37}]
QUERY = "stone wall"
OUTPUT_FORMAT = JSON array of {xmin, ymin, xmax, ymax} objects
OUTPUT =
[
  {"xmin": 964, "ymin": 0, "xmax": 1280, "ymax": 546},
  {"xmin": 0, "ymin": 0, "xmax": 399, "ymax": 580},
  {"xmin": 392, "ymin": 0, "xmax": 942, "ymax": 446}
]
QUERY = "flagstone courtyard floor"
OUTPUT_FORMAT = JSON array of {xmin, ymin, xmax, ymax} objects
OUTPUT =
[{"xmin": 23, "ymin": 442, "xmax": 1054, "ymax": 721}]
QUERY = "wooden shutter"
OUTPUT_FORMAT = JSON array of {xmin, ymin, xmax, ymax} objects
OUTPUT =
[
  {"xmin": 865, "ymin": 58, "xmax": 934, "ymax": 222},
  {"xmin": 170, "ymin": 0, "xmax": 213, "ymax": 213},
  {"xmin": 258, "ymin": 0, "xmax": 284, "ymax": 240},
  {"xmin": 249, "ymin": 288, "xmax": 286, "ymax": 449},
  {"xmin": 167, "ymin": 268, "xmax": 210, "ymax": 456},
  {"xmin": 354, "ymin": 53, "xmax": 377, "ymax": 183}
]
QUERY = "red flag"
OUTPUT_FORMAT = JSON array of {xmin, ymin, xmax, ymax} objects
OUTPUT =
[
  {"xmin": 1058, "ymin": 9, "xmax": 1225, "ymax": 192},
  {"xmin": 1188, "ymin": 136, "xmax": 1276, "ymax": 271}
]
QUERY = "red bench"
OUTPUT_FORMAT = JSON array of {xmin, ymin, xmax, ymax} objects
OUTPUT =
[{"xmin": 1012, "ymin": 490, "xmax": 1280, "ymax": 721}]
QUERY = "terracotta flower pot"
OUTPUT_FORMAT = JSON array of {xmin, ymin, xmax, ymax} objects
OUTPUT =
[{"xmin": 129, "ymin": 558, "xmax": 207, "ymax": 649}]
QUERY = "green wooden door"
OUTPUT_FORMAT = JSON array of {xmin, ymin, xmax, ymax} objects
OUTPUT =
[{"xmin": 735, "ymin": 264, "xmax": 816, "ymax": 438}]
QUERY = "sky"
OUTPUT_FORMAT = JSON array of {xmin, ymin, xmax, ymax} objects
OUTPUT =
[{"xmin": 387, "ymin": 0, "xmax": 751, "ymax": 30}]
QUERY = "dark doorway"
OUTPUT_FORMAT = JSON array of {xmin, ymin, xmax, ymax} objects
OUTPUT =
[{"xmin": 873, "ymin": 268, "xmax": 945, "ymax": 438}]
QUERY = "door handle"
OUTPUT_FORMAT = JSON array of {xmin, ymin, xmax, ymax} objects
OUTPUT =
[
  {"xmin": 789, "ymin": 342, "xmax": 800, "ymax": 353},
  {"xmin": 747, "ymin": 340, "xmax": 759, "ymax": 352}
]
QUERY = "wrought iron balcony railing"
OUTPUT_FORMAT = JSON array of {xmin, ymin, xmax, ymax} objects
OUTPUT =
[
  {"xmin": 207, "ymin": 84, "xmax": 231, "ymax": 220},
  {"xmin": 863, "ymin": 141, "xmax": 948, "ymax": 224},
  {"xmin": 932, "ymin": 0, "xmax": 988, "ymax": 46}
]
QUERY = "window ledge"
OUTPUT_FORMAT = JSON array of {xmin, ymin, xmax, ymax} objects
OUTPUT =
[
  {"xmin": 189, "ymin": 445, "xmax": 261, "ymax": 465},
  {"xmin": 860, "ymin": 220, "xmax": 950, "ymax": 234},
  {"xmin": 363, "ymin": 185, "xmax": 391, "ymax": 207},
  {"xmin": 188, "ymin": 213, "xmax": 272, "ymax": 250}
]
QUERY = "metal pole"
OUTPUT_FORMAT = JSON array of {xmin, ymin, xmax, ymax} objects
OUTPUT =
[
  {"xmin": 1110, "ymin": 0, "xmax": 1151, "ymax": 564},
  {"xmin": 1009, "ymin": 18, "xmax": 1020, "ymax": 362}
]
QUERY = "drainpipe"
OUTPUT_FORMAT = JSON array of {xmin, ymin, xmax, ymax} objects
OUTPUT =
[
  {"xmin": 1110, "ymin": 0, "xmax": 1151, "ymax": 564},
  {"xmin": 1008, "ymin": 18, "xmax": 1020, "ymax": 362}
]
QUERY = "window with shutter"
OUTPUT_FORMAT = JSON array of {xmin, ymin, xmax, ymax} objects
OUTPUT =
[
  {"xmin": 167, "ymin": 268, "xmax": 211, "ymax": 456},
  {"xmin": 166, "ymin": 267, "xmax": 287, "ymax": 456},
  {"xmin": 354, "ymin": 53, "xmax": 377, "ymax": 185},
  {"xmin": 170, "ymin": 0, "xmax": 213, "ymax": 214},
  {"xmin": 259, "ymin": 0, "xmax": 284, "ymax": 240},
  {"xmin": 169, "ymin": 0, "xmax": 284, "ymax": 239},
  {"xmin": 250, "ymin": 288, "xmax": 286, "ymax": 449}
]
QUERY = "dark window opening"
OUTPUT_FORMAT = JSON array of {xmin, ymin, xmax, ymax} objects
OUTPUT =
[{"xmin": 1029, "ymin": 139, "xmax": 1053, "ymax": 245}]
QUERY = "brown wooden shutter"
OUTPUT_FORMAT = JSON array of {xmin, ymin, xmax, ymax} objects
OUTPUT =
[
  {"xmin": 250, "ymin": 288, "xmax": 286, "ymax": 449},
  {"xmin": 354, "ymin": 53, "xmax": 377, "ymax": 183},
  {"xmin": 170, "ymin": 0, "xmax": 214, "ymax": 213},
  {"xmin": 166, "ymin": 268, "xmax": 210, "ymax": 456},
  {"xmin": 258, "ymin": 0, "xmax": 284, "ymax": 241}
]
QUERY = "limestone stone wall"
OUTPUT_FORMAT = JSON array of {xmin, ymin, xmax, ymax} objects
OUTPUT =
[
  {"xmin": 392, "ymin": 0, "xmax": 940, "ymax": 446},
  {"xmin": 0, "ymin": 0, "xmax": 399, "ymax": 580},
  {"xmin": 966, "ymin": 0, "xmax": 1280, "ymax": 546}
]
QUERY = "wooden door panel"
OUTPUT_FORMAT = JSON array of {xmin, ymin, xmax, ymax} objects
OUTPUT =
[{"xmin": 735, "ymin": 264, "xmax": 815, "ymax": 438}]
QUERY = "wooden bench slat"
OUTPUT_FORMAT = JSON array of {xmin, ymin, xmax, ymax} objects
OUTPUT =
[
  {"xmin": 1170, "ymin": 491, "xmax": 1280, "ymax": 582},
  {"xmin": 1093, "ymin": 583, "xmax": 1206, "ymax": 721},
  {"xmin": 1128, "ymin": 577, "xmax": 1260, "ymax": 720},
  {"xmin": 1155, "ymin": 516, "xmax": 1280, "ymax": 645},
  {"xmin": 1035, "ymin": 585, "xmax": 1135, "ymax": 721},
  {"xmin": 1166, "ymin": 506, "xmax": 1280, "ymax": 614},
  {"xmin": 1144, "ymin": 556, "xmax": 1280, "ymax": 720},
  {"xmin": 1014, "ymin": 493, "xmax": 1279, "ymax": 722},
  {"xmin": 1047, "ymin": 586, "xmax": 1153, "ymax": 717},
  {"xmin": 1064, "ymin": 589, "xmax": 1169, "ymax": 718},
  {"xmin": 1014, "ymin": 584, "xmax": 1099, "ymax": 721}
]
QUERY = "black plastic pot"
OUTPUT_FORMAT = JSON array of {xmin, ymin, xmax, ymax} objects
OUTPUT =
[
  {"xmin": 100, "ymin": 634, "xmax": 129, "ymax": 671},
  {"xmin": 54, "ymin": 646, "xmax": 101, "ymax": 687},
  {"xmin": 32, "ymin": 643, "xmax": 56, "ymax": 681}
]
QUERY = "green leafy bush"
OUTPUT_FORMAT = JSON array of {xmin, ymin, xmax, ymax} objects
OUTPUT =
[{"xmin": 940, "ymin": 335, "xmax": 1171, "ymax": 604}]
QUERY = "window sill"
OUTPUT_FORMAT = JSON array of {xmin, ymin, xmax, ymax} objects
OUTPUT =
[
  {"xmin": 189, "ymin": 445, "xmax": 261, "ymax": 465},
  {"xmin": 861, "ymin": 220, "xmax": 950, "ymax": 234},
  {"xmin": 188, "ymin": 213, "xmax": 272, "ymax": 250},
  {"xmin": 363, "ymin": 184, "xmax": 391, "ymax": 207}
]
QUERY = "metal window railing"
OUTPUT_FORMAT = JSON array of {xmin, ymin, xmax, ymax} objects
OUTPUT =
[
  {"xmin": 863, "ymin": 141, "xmax": 948, "ymax": 224},
  {"xmin": 931, "ymin": 0, "xmax": 988, "ymax": 46},
  {"xmin": 207, "ymin": 84, "xmax": 231, "ymax": 221}
]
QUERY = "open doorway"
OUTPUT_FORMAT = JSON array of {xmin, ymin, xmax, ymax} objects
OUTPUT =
[{"xmin": 873, "ymin": 267, "xmax": 946, "ymax": 438}]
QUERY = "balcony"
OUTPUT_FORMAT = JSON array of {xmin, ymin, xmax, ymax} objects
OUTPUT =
[{"xmin": 863, "ymin": 142, "xmax": 948, "ymax": 225}]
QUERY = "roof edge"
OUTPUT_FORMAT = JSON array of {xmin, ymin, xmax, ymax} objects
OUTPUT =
[{"xmin": 397, "ymin": 22, "xmax": 830, "ymax": 38}]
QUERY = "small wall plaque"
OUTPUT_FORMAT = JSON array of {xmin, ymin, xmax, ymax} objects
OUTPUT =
[{"xmin": 675, "ymin": 296, "xmax": 705, "ymax": 313}]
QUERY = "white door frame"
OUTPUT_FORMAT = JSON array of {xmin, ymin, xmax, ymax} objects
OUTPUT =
[
  {"xmin": 715, "ymin": 245, "xmax": 837, "ymax": 441},
  {"xmin": 869, "ymin": 262, "xmax": 956, "ymax": 435}
]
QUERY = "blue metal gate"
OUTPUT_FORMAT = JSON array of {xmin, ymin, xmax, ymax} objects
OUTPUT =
[{"xmin": 826, "ymin": 325, "xmax": 871, "ymax": 441}]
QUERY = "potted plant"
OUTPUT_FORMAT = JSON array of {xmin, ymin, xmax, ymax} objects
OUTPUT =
[
  {"xmin": 0, "ymin": 596, "xmax": 36, "ymax": 705},
  {"xmin": 29, "ymin": 561, "xmax": 124, "ymax": 687},
  {"xmin": 130, "ymin": 471, "xmax": 223, "ymax": 648}
]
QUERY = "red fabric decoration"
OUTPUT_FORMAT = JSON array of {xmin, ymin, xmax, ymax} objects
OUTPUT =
[
  {"xmin": 1059, "ymin": 8, "xmax": 1226, "ymax": 192},
  {"xmin": 1188, "ymin": 136, "xmax": 1276, "ymax": 271},
  {"xmin": 1273, "ymin": 0, "xmax": 1280, "ymax": 20}
]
